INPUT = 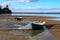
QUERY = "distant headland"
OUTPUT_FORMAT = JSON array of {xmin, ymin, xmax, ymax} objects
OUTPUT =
[{"xmin": 0, "ymin": 4, "xmax": 12, "ymax": 14}]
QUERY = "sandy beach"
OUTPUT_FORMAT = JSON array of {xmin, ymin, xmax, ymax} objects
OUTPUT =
[{"xmin": 0, "ymin": 15, "xmax": 60, "ymax": 40}]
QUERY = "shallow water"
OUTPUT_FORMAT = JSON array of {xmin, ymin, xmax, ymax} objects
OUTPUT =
[
  {"xmin": 11, "ymin": 13, "xmax": 60, "ymax": 21},
  {"xmin": 33, "ymin": 26, "xmax": 57, "ymax": 40},
  {"xmin": 11, "ymin": 13, "xmax": 60, "ymax": 17}
]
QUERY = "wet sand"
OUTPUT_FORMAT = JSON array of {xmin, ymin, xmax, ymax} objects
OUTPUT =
[
  {"xmin": 0, "ymin": 31, "xmax": 29, "ymax": 40},
  {"xmin": 0, "ymin": 15, "xmax": 60, "ymax": 40}
]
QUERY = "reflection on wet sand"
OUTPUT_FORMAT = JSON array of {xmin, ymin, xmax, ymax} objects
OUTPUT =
[{"xmin": 0, "ymin": 15, "xmax": 60, "ymax": 40}]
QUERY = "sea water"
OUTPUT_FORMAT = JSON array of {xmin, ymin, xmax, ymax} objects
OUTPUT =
[{"xmin": 11, "ymin": 13, "xmax": 60, "ymax": 21}]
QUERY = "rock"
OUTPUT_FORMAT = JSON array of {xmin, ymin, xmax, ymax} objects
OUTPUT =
[
  {"xmin": 3, "ymin": 8, "xmax": 12, "ymax": 14},
  {"xmin": 0, "ymin": 6, "xmax": 3, "ymax": 14},
  {"xmin": 0, "ymin": 5, "xmax": 12, "ymax": 14}
]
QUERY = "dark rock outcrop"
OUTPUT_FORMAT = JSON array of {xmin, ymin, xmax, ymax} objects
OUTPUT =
[
  {"xmin": 0, "ymin": 6, "xmax": 3, "ymax": 14},
  {"xmin": 3, "ymin": 8, "xmax": 12, "ymax": 14},
  {"xmin": 0, "ymin": 5, "xmax": 12, "ymax": 14}
]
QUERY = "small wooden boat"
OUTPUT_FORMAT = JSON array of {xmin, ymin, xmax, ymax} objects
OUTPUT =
[{"xmin": 15, "ymin": 17, "xmax": 23, "ymax": 21}]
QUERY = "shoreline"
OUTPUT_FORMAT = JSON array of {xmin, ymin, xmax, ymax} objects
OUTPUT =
[
  {"xmin": 0, "ymin": 15, "xmax": 60, "ymax": 40},
  {"xmin": 0, "ymin": 15, "xmax": 60, "ymax": 24}
]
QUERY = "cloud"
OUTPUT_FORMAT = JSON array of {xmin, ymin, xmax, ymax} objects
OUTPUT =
[
  {"xmin": 14, "ymin": 0, "xmax": 30, "ymax": 3},
  {"xmin": 0, "ymin": 2, "xmax": 9, "ymax": 8},
  {"xmin": 15, "ymin": 0, "xmax": 40, "ymax": 3},
  {"xmin": 18, "ymin": 0, "xmax": 25, "ymax": 2}
]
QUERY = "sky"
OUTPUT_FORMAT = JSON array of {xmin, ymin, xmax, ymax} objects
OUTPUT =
[{"xmin": 0, "ymin": 0, "xmax": 60, "ymax": 12}]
